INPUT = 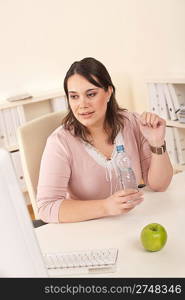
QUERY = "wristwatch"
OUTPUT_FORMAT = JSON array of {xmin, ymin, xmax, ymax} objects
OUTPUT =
[{"xmin": 150, "ymin": 141, "xmax": 166, "ymax": 155}]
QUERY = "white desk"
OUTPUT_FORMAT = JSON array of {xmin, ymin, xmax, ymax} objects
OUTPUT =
[{"xmin": 35, "ymin": 171, "xmax": 185, "ymax": 277}]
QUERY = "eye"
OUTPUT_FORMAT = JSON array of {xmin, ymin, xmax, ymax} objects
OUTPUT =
[
  {"xmin": 87, "ymin": 92, "xmax": 96, "ymax": 98},
  {"xmin": 69, "ymin": 94, "xmax": 79, "ymax": 99}
]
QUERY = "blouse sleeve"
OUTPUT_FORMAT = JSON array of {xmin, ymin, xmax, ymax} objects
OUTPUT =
[
  {"xmin": 36, "ymin": 129, "xmax": 71, "ymax": 223},
  {"xmin": 132, "ymin": 112, "xmax": 152, "ymax": 185}
]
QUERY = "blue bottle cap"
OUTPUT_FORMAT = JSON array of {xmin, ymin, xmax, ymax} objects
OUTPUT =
[{"xmin": 116, "ymin": 145, "xmax": 124, "ymax": 152}]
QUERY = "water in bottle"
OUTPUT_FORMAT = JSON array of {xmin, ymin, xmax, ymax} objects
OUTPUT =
[{"xmin": 115, "ymin": 145, "xmax": 138, "ymax": 190}]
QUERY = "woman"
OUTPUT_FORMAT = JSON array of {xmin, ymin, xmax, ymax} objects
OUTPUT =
[{"xmin": 37, "ymin": 57, "xmax": 173, "ymax": 223}]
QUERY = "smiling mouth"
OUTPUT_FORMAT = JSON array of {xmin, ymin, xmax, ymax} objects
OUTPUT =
[{"xmin": 80, "ymin": 111, "xmax": 94, "ymax": 116}]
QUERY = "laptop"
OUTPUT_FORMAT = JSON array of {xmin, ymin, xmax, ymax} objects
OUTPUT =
[
  {"xmin": 0, "ymin": 148, "xmax": 118, "ymax": 277},
  {"xmin": 0, "ymin": 148, "xmax": 48, "ymax": 277}
]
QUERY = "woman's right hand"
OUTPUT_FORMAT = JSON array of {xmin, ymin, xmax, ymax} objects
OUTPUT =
[{"xmin": 104, "ymin": 189, "xmax": 144, "ymax": 216}]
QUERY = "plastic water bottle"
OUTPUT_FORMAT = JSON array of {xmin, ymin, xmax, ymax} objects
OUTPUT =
[{"xmin": 115, "ymin": 145, "xmax": 138, "ymax": 190}]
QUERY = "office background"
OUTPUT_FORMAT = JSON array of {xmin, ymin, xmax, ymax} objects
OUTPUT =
[
  {"xmin": 0, "ymin": 0, "xmax": 185, "ymax": 112},
  {"xmin": 1, "ymin": 1, "xmax": 185, "ymax": 280}
]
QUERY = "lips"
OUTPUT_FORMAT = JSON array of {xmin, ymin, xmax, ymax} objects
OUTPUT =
[
  {"xmin": 79, "ymin": 111, "xmax": 95, "ymax": 119},
  {"xmin": 80, "ymin": 111, "xmax": 94, "ymax": 116}
]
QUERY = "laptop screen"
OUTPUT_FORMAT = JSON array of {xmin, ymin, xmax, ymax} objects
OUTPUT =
[{"xmin": 0, "ymin": 148, "xmax": 48, "ymax": 277}]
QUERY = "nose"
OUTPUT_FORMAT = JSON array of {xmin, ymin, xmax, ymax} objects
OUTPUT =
[{"xmin": 79, "ymin": 95, "xmax": 90, "ymax": 107}]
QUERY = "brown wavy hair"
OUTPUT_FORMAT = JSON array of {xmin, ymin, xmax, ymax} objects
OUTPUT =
[{"xmin": 62, "ymin": 57, "xmax": 127, "ymax": 144}]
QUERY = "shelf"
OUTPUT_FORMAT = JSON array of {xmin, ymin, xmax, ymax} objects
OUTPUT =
[
  {"xmin": 173, "ymin": 164, "xmax": 185, "ymax": 173},
  {"xmin": 147, "ymin": 79, "xmax": 185, "ymax": 175},
  {"xmin": 0, "ymin": 89, "xmax": 65, "ymax": 109},
  {"xmin": 0, "ymin": 90, "xmax": 67, "ymax": 208},
  {"xmin": 146, "ymin": 78, "xmax": 185, "ymax": 84},
  {"xmin": 166, "ymin": 120, "xmax": 185, "ymax": 129}
]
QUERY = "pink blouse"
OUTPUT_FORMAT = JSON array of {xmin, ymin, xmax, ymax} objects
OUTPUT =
[{"xmin": 36, "ymin": 111, "xmax": 152, "ymax": 223}]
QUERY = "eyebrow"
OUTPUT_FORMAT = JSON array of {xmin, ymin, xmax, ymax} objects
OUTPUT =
[{"xmin": 68, "ymin": 88, "xmax": 99, "ymax": 94}]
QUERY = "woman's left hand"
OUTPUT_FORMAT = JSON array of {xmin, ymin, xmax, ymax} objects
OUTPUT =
[{"xmin": 139, "ymin": 112, "xmax": 166, "ymax": 147}]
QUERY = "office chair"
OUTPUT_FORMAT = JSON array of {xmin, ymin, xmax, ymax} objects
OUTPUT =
[{"xmin": 17, "ymin": 111, "xmax": 66, "ymax": 225}]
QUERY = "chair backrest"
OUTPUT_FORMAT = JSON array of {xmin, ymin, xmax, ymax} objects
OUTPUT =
[{"xmin": 17, "ymin": 111, "xmax": 66, "ymax": 219}]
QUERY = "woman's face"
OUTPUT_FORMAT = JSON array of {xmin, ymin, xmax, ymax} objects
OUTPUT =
[{"xmin": 67, "ymin": 74, "xmax": 112, "ymax": 130}]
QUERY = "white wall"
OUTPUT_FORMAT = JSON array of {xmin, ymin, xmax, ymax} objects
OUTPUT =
[{"xmin": 0, "ymin": 0, "xmax": 185, "ymax": 112}]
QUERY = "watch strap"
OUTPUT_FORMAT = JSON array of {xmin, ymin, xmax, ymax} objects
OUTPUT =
[{"xmin": 150, "ymin": 141, "xmax": 166, "ymax": 155}]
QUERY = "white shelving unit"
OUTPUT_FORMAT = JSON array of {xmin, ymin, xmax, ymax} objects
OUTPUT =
[
  {"xmin": 146, "ymin": 79, "xmax": 185, "ymax": 174},
  {"xmin": 166, "ymin": 120, "xmax": 185, "ymax": 173},
  {"xmin": 166, "ymin": 120, "xmax": 185, "ymax": 129},
  {"xmin": 0, "ymin": 89, "xmax": 67, "ymax": 204}
]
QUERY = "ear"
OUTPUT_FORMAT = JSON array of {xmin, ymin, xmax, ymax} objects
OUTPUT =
[{"xmin": 108, "ymin": 86, "xmax": 113, "ymax": 98}]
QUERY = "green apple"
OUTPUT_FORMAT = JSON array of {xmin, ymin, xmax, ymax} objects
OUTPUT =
[{"xmin": 140, "ymin": 223, "xmax": 167, "ymax": 252}]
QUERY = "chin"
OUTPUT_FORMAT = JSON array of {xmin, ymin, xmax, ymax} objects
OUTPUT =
[
  {"xmin": 80, "ymin": 120, "xmax": 95, "ymax": 127},
  {"xmin": 76, "ymin": 116, "xmax": 94, "ymax": 126}
]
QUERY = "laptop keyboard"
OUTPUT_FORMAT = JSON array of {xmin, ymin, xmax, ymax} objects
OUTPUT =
[{"xmin": 43, "ymin": 248, "xmax": 118, "ymax": 275}]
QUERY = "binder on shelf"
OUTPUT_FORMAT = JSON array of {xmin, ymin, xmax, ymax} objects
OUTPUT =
[
  {"xmin": 0, "ymin": 110, "xmax": 9, "ymax": 148},
  {"xmin": 11, "ymin": 107, "xmax": 21, "ymax": 143},
  {"xmin": 168, "ymin": 84, "xmax": 185, "ymax": 123},
  {"xmin": 16, "ymin": 105, "xmax": 26, "ymax": 125},
  {"xmin": 165, "ymin": 127, "xmax": 178, "ymax": 165},
  {"xmin": 168, "ymin": 83, "xmax": 185, "ymax": 113},
  {"xmin": 163, "ymin": 84, "xmax": 177, "ymax": 121},
  {"xmin": 176, "ymin": 107, "xmax": 185, "ymax": 123},
  {"xmin": 156, "ymin": 83, "xmax": 170, "ymax": 119},
  {"xmin": 10, "ymin": 150, "xmax": 27, "ymax": 191},
  {"xmin": 147, "ymin": 83, "xmax": 160, "ymax": 114},
  {"xmin": 2, "ymin": 108, "xmax": 17, "ymax": 147},
  {"xmin": 173, "ymin": 127, "xmax": 185, "ymax": 165}
]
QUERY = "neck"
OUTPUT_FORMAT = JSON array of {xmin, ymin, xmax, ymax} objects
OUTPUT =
[
  {"xmin": 87, "ymin": 125, "xmax": 111, "ymax": 144},
  {"xmin": 89, "ymin": 126, "xmax": 104, "ymax": 137}
]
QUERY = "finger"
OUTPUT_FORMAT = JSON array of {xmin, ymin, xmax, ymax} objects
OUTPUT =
[
  {"xmin": 122, "ymin": 207, "xmax": 133, "ymax": 213},
  {"xmin": 146, "ymin": 113, "xmax": 153, "ymax": 127},
  {"xmin": 120, "ymin": 199, "xmax": 143, "ymax": 209},
  {"xmin": 121, "ymin": 192, "xmax": 144, "ymax": 203},
  {"xmin": 160, "ymin": 117, "xmax": 166, "ymax": 126},
  {"xmin": 120, "ymin": 202, "xmax": 135, "ymax": 209},
  {"xmin": 140, "ymin": 112, "xmax": 154, "ymax": 127},
  {"xmin": 121, "ymin": 197, "xmax": 144, "ymax": 208},
  {"xmin": 132, "ymin": 198, "xmax": 144, "ymax": 205},
  {"xmin": 115, "ymin": 189, "xmax": 140, "ymax": 197},
  {"xmin": 127, "ymin": 198, "xmax": 144, "ymax": 207},
  {"xmin": 151, "ymin": 113, "xmax": 166, "ymax": 127},
  {"xmin": 141, "ymin": 112, "xmax": 166, "ymax": 128},
  {"xmin": 117, "ymin": 193, "xmax": 143, "ymax": 204},
  {"xmin": 150, "ymin": 113, "xmax": 157, "ymax": 124},
  {"xmin": 155, "ymin": 117, "xmax": 166, "ymax": 126},
  {"xmin": 139, "ymin": 111, "xmax": 147, "ymax": 125},
  {"xmin": 151, "ymin": 116, "xmax": 160, "ymax": 128}
]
